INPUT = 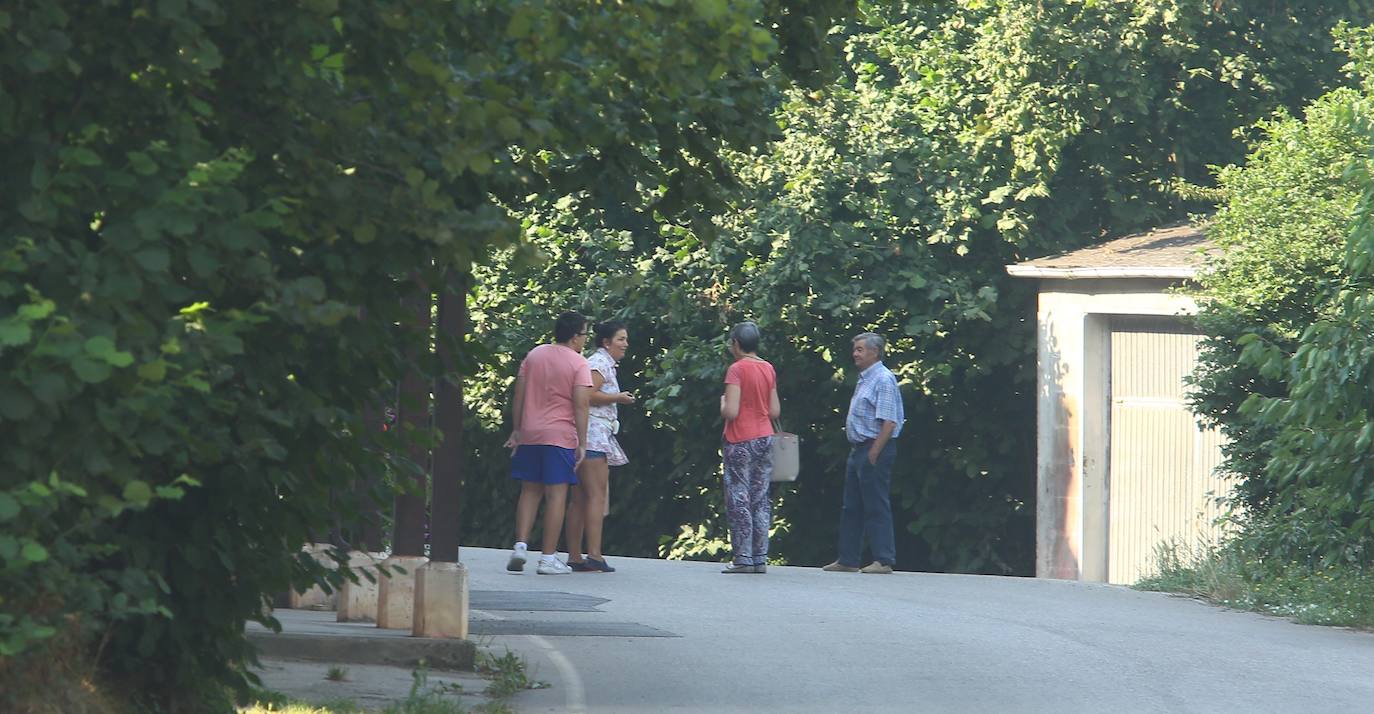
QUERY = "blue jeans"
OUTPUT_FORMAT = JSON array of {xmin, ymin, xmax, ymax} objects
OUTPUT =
[{"xmin": 837, "ymin": 441, "xmax": 896, "ymax": 567}]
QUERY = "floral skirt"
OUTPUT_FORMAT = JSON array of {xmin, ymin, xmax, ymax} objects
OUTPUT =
[{"xmin": 586, "ymin": 417, "xmax": 628, "ymax": 466}]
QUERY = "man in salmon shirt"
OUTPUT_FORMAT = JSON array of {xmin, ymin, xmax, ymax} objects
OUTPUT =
[{"xmin": 505, "ymin": 311, "xmax": 594, "ymax": 575}]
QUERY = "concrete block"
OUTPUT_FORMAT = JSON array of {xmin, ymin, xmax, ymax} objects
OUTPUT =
[
  {"xmin": 337, "ymin": 551, "xmax": 386, "ymax": 623},
  {"xmin": 288, "ymin": 543, "xmax": 340, "ymax": 611},
  {"xmin": 376, "ymin": 555, "xmax": 428, "ymax": 630},
  {"xmin": 247, "ymin": 610, "xmax": 476, "ymax": 671},
  {"xmin": 412, "ymin": 561, "xmax": 469, "ymax": 639}
]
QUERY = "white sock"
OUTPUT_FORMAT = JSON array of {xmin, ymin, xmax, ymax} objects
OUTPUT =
[
  {"xmin": 539, "ymin": 553, "xmax": 557, "ymax": 563},
  {"xmin": 514, "ymin": 541, "xmax": 527, "ymax": 551}
]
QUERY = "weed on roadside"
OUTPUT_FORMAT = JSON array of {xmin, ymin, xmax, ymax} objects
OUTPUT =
[
  {"xmin": 378, "ymin": 668, "xmax": 465, "ymax": 714},
  {"xmin": 1136, "ymin": 540, "xmax": 1247, "ymax": 602},
  {"xmin": 238, "ymin": 697, "xmax": 365, "ymax": 713},
  {"xmin": 1137, "ymin": 539, "xmax": 1374, "ymax": 628},
  {"xmin": 476, "ymin": 648, "xmax": 547, "ymax": 699},
  {"xmin": 242, "ymin": 649, "xmax": 544, "ymax": 714}
]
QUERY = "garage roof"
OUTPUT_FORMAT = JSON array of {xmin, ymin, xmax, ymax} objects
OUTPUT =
[{"xmin": 1006, "ymin": 222, "xmax": 1215, "ymax": 279}]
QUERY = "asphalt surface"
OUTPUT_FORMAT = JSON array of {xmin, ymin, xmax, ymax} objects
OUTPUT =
[{"xmin": 459, "ymin": 546, "xmax": 1374, "ymax": 713}]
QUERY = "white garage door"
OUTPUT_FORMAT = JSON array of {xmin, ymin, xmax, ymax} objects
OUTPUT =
[{"xmin": 1107, "ymin": 316, "xmax": 1227, "ymax": 585}]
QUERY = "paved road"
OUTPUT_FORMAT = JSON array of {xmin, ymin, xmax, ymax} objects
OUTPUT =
[{"xmin": 462, "ymin": 547, "xmax": 1374, "ymax": 713}]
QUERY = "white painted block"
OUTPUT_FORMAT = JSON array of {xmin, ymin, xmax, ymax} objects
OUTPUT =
[
  {"xmin": 412, "ymin": 561, "xmax": 469, "ymax": 639},
  {"xmin": 336, "ymin": 550, "xmax": 386, "ymax": 622},
  {"xmin": 288, "ymin": 543, "xmax": 340, "ymax": 611},
  {"xmin": 375, "ymin": 555, "xmax": 428, "ymax": 630}
]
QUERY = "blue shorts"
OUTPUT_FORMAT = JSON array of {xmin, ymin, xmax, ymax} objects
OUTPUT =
[
  {"xmin": 584, "ymin": 450, "xmax": 607, "ymax": 460},
  {"xmin": 511, "ymin": 445, "xmax": 578, "ymax": 485}
]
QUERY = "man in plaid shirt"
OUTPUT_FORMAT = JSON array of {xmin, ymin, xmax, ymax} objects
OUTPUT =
[{"xmin": 823, "ymin": 332, "xmax": 904, "ymax": 575}]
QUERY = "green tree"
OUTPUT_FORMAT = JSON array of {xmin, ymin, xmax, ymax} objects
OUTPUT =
[
  {"xmin": 459, "ymin": 0, "xmax": 1374, "ymax": 574},
  {"xmin": 1191, "ymin": 90, "xmax": 1369, "ymax": 516},
  {"xmin": 0, "ymin": 0, "xmax": 851, "ymax": 708},
  {"xmin": 1192, "ymin": 23, "xmax": 1374, "ymax": 564}
]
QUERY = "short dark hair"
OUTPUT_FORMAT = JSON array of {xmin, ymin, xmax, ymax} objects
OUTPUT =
[
  {"xmin": 729, "ymin": 321, "xmax": 761, "ymax": 353},
  {"xmin": 594, "ymin": 320, "xmax": 627, "ymax": 349},
  {"xmin": 554, "ymin": 311, "xmax": 588, "ymax": 343}
]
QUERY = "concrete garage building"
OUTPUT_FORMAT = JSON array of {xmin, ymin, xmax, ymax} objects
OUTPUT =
[{"xmin": 1006, "ymin": 223, "xmax": 1230, "ymax": 585}]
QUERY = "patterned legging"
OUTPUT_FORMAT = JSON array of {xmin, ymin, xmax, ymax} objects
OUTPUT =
[{"xmin": 722, "ymin": 436, "xmax": 774, "ymax": 566}]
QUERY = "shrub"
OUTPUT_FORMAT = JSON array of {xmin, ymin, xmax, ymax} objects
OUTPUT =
[{"xmin": 1191, "ymin": 25, "xmax": 1374, "ymax": 564}]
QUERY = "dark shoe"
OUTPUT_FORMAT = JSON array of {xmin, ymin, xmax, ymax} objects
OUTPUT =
[
  {"xmin": 754, "ymin": 564, "xmax": 767, "ymax": 574},
  {"xmin": 860, "ymin": 561, "xmax": 893, "ymax": 574},
  {"xmin": 568, "ymin": 560, "xmax": 592, "ymax": 572},
  {"xmin": 822, "ymin": 561, "xmax": 860, "ymax": 573},
  {"xmin": 721, "ymin": 563, "xmax": 754, "ymax": 574},
  {"xmin": 584, "ymin": 557, "xmax": 616, "ymax": 573}
]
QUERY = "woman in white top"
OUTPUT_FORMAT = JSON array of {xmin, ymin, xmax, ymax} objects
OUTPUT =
[{"xmin": 565, "ymin": 321, "xmax": 634, "ymax": 572}]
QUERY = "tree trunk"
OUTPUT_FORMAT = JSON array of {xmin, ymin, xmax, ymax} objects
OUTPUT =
[
  {"xmin": 391, "ymin": 286, "xmax": 431, "ymax": 558},
  {"xmin": 430, "ymin": 270, "xmax": 468, "ymax": 563}
]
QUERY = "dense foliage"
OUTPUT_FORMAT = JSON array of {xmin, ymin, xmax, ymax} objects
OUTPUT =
[
  {"xmin": 459, "ymin": 1, "xmax": 1374, "ymax": 574},
  {"xmin": 0, "ymin": 0, "xmax": 850, "ymax": 709},
  {"xmin": 1193, "ymin": 23, "xmax": 1374, "ymax": 566},
  {"xmin": 6, "ymin": 0, "xmax": 1374, "ymax": 707},
  {"xmin": 1191, "ymin": 89, "xmax": 1369, "ymax": 517}
]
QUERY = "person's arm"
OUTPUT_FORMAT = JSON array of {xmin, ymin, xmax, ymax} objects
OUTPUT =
[
  {"xmin": 573, "ymin": 384, "xmax": 591, "ymax": 468},
  {"xmin": 868, "ymin": 419, "xmax": 896, "ymax": 465},
  {"xmin": 504, "ymin": 375, "xmax": 526, "ymax": 452},
  {"xmin": 588, "ymin": 370, "xmax": 634, "ymax": 403},
  {"xmin": 720, "ymin": 383, "xmax": 742, "ymax": 421},
  {"xmin": 588, "ymin": 371, "xmax": 635, "ymax": 406},
  {"xmin": 768, "ymin": 387, "xmax": 781, "ymax": 420},
  {"xmin": 588, "ymin": 371, "xmax": 611, "ymax": 404}
]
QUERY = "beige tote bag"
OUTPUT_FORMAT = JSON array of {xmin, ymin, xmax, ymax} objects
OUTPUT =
[{"xmin": 770, "ymin": 425, "xmax": 800, "ymax": 482}]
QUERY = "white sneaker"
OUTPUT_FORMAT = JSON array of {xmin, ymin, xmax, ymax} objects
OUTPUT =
[
  {"xmin": 506, "ymin": 544, "xmax": 528, "ymax": 572},
  {"xmin": 536, "ymin": 558, "xmax": 571, "ymax": 575}
]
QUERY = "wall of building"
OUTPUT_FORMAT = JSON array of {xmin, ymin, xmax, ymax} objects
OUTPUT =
[{"xmin": 1034, "ymin": 278, "xmax": 1202, "ymax": 582}]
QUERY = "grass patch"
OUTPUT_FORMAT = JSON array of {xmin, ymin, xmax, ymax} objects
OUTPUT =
[
  {"xmin": 325, "ymin": 665, "xmax": 349, "ymax": 682},
  {"xmin": 1136, "ymin": 540, "xmax": 1374, "ymax": 628},
  {"xmin": 1134, "ymin": 540, "xmax": 1249, "ymax": 602},
  {"xmin": 242, "ymin": 647, "xmax": 542, "ymax": 714},
  {"xmin": 0, "ymin": 619, "xmax": 129, "ymax": 714},
  {"xmin": 475, "ymin": 648, "xmax": 544, "ymax": 700},
  {"xmin": 239, "ymin": 696, "xmax": 365, "ymax": 714},
  {"xmin": 375, "ymin": 668, "xmax": 468, "ymax": 714}
]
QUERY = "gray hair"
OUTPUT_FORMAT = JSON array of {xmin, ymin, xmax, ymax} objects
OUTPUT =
[
  {"xmin": 852, "ymin": 332, "xmax": 885, "ymax": 358},
  {"xmin": 729, "ymin": 321, "xmax": 761, "ymax": 353}
]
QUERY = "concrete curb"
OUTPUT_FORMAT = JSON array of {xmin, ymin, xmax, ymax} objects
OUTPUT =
[{"xmin": 246, "ymin": 630, "xmax": 476, "ymax": 672}]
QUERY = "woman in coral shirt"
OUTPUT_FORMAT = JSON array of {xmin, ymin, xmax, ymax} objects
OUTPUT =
[{"xmin": 718, "ymin": 321, "xmax": 781, "ymax": 574}]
